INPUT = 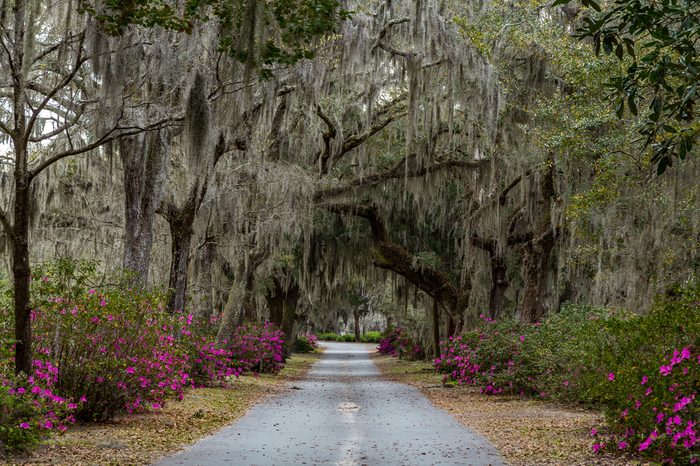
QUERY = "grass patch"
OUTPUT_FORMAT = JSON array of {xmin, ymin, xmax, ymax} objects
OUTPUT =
[{"xmin": 2, "ymin": 351, "xmax": 322, "ymax": 466}]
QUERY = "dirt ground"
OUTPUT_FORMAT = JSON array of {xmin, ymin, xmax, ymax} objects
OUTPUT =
[
  {"xmin": 372, "ymin": 353, "xmax": 652, "ymax": 466},
  {"xmin": 1, "ymin": 352, "xmax": 322, "ymax": 466}
]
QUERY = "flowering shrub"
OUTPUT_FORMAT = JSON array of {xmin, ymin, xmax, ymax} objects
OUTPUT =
[
  {"xmin": 32, "ymin": 285, "xmax": 192, "ymax": 421},
  {"xmin": 0, "ymin": 369, "xmax": 79, "ymax": 453},
  {"xmin": 377, "ymin": 327, "xmax": 424, "ymax": 360},
  {"xmin": 183, "ymin": 316, "xmax": 244, "ymax": 387},
  {"xmin": 435, "ymin": 280, "xmax": 700, "ymax": 463},
  {"xmin": 434, "ymin": 316, "xmax": 529, "ymax": 394},
  {"xmin": 592, "ymin": 347, "xmax": 698, "ymax": 463},
  {"xmin": 221, "ymin": 322, "xmax": 285, "ymax": 374},
  {"xmin": 295, "ymin": 333, "xmax": 318, "ymax": 353}
]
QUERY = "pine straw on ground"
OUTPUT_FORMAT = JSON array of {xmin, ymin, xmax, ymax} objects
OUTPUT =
[
  {"xmin": 2, "ymin": 351, "xmax": 323, "ymax": 466},
  {"xmin": 372, "ymin": 353, "xmax": 653, "ymax": 466}
]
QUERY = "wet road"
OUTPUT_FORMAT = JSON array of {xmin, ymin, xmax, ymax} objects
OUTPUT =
[{"xmin": 155, "ymin": 342, "xmax": 505, "ymax": 466}]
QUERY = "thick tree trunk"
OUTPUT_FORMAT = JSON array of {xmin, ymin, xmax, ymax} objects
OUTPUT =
[
  {"xmin": 520, "ymin": 161, "xmax": 557, "ymax": 323},
  {"xmin": 280, "ymin": 282, "xmax": 300, "ymax": 356},
  {"xmin": 167, "ymin": 216, "xmax": 194, "ymax": 313},
  {"xmin": 241, "ymin": 259, "xmax": 258, "ymax": 323},
  {"xmin": 489, "ymin": 256, "xmax": 508, "ymax": 320},
  {"xmin": 216, "ymin": 250, "xmax": 267, "ymax": 342},
  {"xmin": 431, "ymin": 300, "xmax": 440, "ymax": 358},
  {"xmin": 446, "ymin": 312, "xmax": 456, "ymax": 337},
  {"xmin": 120, "ymin": 133, "xmax": 165, "ymax": 285},
  {"xmin": 266, "ymin": 278, "xmax": 285, "ymax": 326},
  {"xmin": 521, "ymin": 233, "xmax": 555, "ymax": 323},
  {"xmin": 195, "ymin": 239, "xmax": 215, "ymax": 319}
]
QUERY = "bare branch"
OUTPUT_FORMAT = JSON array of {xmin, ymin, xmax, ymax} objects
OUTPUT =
[
  {"xmin": 371, "ymin": 17, "xmax": 413, "ymax": 58},
  {"xmin": 28, "ymin": 105, "xmax": 85, "ymax": 142},
  {"xmin": 315, "ymin": 104, "xmax": 337, "ymax": 173},
  {"xmin": 24, "ymin": 35, "xmax": 87, "ymax": 144},
  {"xmin": 0, "ymin": 205, "xmax": 15, "ymax": 242},
  {"xmin": 28, "ymin": 116, "xmax": 183, "ymax": 181},
  {"xmin": 314, "ymin": 157, "xmax": 483, "ymax": 201}
]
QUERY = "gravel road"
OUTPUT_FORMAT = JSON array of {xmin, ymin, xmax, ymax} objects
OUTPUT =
[{"xmin": 155, "ymin": 342, "xmax": 505, "ymax": 466}]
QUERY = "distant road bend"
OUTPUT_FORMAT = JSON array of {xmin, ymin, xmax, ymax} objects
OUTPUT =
[{"xmin": 156, "ymin": 342, "xmax": 505, "ymax": 466}]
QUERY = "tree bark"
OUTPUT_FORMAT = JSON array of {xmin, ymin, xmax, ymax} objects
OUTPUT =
[
  {"xmin": 216, "ymin": 249, "xmax": 267, "ymax": 342},
  {"xmin": 431, "ymin": 299, "xmax": 440, "ymax": 358},
  {"xmin": 353, "ymin": 308, "xmax": 361, "ymax": 342},
  {"xmin": 12, "ymin": 147, "xmax": 32, "ymax": 375},
  {"xmin": 121, "ymin": 132, "xmax": 166, "ymax": 285},
  {"xmin": 470, "ymin": 234, "xmax": 509, "ymax": 320},
  {"xmin": 280, "ymin": 281, "xmax": 300, "ymax": 357},
  {"xmin": 167, "ymin": 211, "xmax": 195, "ymax": 313},
  {"xmin": 266, "ymin": 278, "xmax": 285, "ymax": 326},
  {"xmin": 489, "ymin": 255, "xmax": 508, "ymax": 320},
  {"xmin": 520, "ymin": 160, "xmax": 557, "ymax": 323}
]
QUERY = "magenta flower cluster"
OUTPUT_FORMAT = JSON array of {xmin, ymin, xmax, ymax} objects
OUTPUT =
[
  {"xmin": 592, "ymin": 347, "xmax": 698, "ymax": 463},
  {"xmin": 434, "ymin": 314, "xmax": 524, "ymax": 395},
  {"xmin": 218, "ymin": 322, "xmax": 286, "ymax": 375},
  {"xmin": 2, "ymin": 284, "xmax": 287, "ymax": 450},
  {"xmin": 377, "ymin": 327, "xmax": 424, "ymax": 360}
]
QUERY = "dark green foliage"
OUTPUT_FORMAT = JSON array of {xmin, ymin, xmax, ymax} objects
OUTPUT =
[
  {"xmin": 555, "ymin": 0, "xmax": 699, "ymax": 173},
  {"xmin": 79, "ymin": 0, "xmax": 350, "ymax": 76},
  {"xmin": 294, "ymin": 335, "xmax": 316, "ymax": 353}
]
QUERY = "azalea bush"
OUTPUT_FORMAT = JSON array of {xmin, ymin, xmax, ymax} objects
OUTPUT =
[
  {"xmin": 295, "ymin": 333, "xmax": 318, "ymax": 353},
  {"xmin": 435, "ymin": 280, "xmax": 700, "ymax": 463},
  {"xmin": 592, "ymin": 346, "xmax": 698, "ymax": 463},
  {"xmin": 30, "ymin": 265, "xmax": 192, "ymax": 421},
  {"xmin": 0, "ymin": 369, "xmax": 80, "ymax": 454},
  {"xmin": 377, "ymin": 327, "xmax": 424, "ymax": 360},
  {"xmin": 184, "ymin": 316, "xmax": 244, "ymax": 388},
  {"xmin": 221, "ymin": 322, "xmax": 285, "ymax": 374},
  {"xmin": 434, "ymin": 316, "xmax": 530, "ymax": 394}
]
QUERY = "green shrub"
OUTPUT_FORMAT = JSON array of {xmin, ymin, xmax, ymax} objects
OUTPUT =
[
  {"xmin": 317, "ymin": 332, "xmax": 340, "ymax": 341},
  {"xmin": 435, "ymin": 280, "xmax": 700, "ymax": 462},
  {"xmin": 295, "ymin": 336, "xmax": 316, "ymax": 353},
  {"xmin": 340, "ymin": 333, "xmax": 356, "ymax": 342},
  {"xmin": 516, "ymin": 305, "xmax": 627, "ymax": 402},
  {"xmin": 0, "ymin": 380, "xmax": 42, "ymax": 454},
  {"xmin": 360, "ymin": 331, "xmax": 382, "ymax": 343}
]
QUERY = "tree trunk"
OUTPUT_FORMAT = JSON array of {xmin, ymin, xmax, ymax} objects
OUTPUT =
[
  {"xmin": 520, "ymin": 160, "xmax": 557, "ymax": 323},
  {"xmin": 167, "ymin": 215, "xmax": 194, "ymax": 313},
  {"xmin": 431, "ymin": 299, "xmax": 440, "ymax": 359},
  {"xmin": 195, "ymin": 238, "xmax": 215, "ymax": 319},
  {"xmin": 521, "ymin": 233, "xmax": 555, "ymax": 323},
  {"xmin": 216, "ymin": 250, "xmax": 267, "ymax": 343},
  {"xmin": 266, "ymin": 278, "xmax": 285, "ymax": 326},
  {"xmin": 489, "ymin": 255, "xmax": 508, "ymax": 320},
  {"xmin": 446, "ymin": 312, "xmax": 456, "ymax": 337},
  {"xmin": 120, "ymin": 132, "xmax": 165, "ymax": 285},
  {"xmin": 280, "ymin": 282, "xmax": 300, "ymax": 356},
  {"xmin": 12, "ymin": 168, "xmax": 31, "ymax": 375},
  {"xmin": 217, "ymin": 262, "xmax": 245, "ymax": 344},
  {"xmin": 353, "ymin": 308, "xmax": 360, "ymax": 342},
  {"xmin": 241, "ymin": 259, "xmax": 258, "ymax": 322}
]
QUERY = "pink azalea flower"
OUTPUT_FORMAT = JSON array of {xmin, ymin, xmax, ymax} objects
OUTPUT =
[{"xmin": 608, "ymin": 372, "xmax": 615, "ymax": 381}]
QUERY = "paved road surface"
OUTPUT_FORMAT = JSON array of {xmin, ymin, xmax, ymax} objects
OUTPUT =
[{"xmin": 155, "ymin": 342, "xmax": 505, "ymax": 466}]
